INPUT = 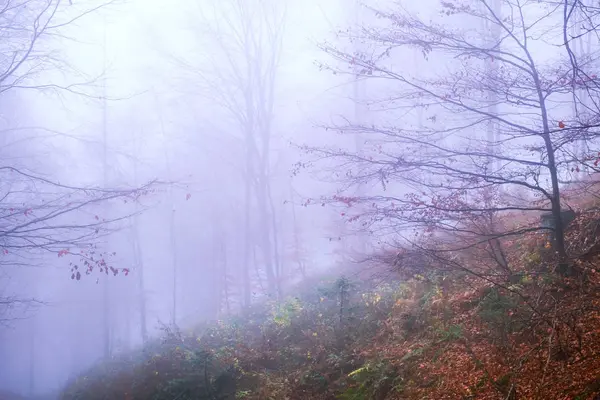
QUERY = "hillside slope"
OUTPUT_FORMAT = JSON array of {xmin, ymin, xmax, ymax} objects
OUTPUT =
[{"xmin": 60, "ymin": 213, "xmax": 600, "ymax": 400}]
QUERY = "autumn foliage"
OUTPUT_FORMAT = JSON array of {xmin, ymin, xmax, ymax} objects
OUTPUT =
[
  {"xmin": 56, "ymin": 0, "xmax": 600, "ymax": 397},
  {"xmin": 59, "ymin": 196, "xmax": 600, "ymax": 400}
]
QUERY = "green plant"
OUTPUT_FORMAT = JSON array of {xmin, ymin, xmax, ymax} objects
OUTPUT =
[
  {"xmin": 235, "ymin": 389, "xmax": 252, "ymax": 398},
  {"xmin": 270, "ymin": 297, "xmax": 303, "ymax": 327},
  {"xmin": 340, "ymin": 361, "xmax": 397, "ymax": 400}
]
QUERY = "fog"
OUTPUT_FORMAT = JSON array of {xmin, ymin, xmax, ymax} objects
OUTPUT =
[
  {"xmin": 0, "ymin": 0, "xmax": 364, "ymax": 396},
  {"xmin": 0, "ymin": 0, "xmax": 596, "ymax": 397}
]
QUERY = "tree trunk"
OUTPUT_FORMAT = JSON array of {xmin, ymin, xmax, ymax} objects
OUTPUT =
[
  {"xmin": 28, "ymin": 318, "xmax": 35, "ymax": 396},
  {"xmin": 101, "ymin": 11, "xmax": 111, "ymax": 359},
  {"xmin": 169, "ymin": 205, "xmax": 178, "ymax": 324},
  {"xmin": 132, "ymin": 110, "xmax": 148, "ymax": 345},
  {"xmin": 221, "ymin": 239, "xmax": 230, "ymax": 315},
  {"xmin": 289, "ymin": 185, "xmax": 306, "ymax": 279},
  {"xmin": 256, "ymin": 176, "xmax": 277, "ymax": 297},
  {"xmin": 132, "ymin": 218, "xmax": 148, "ymax": 344},
  {"xmin": 542, "ymin": 128, "xmax": 568, "ymax": 269},
  {"xmin": 268, "ymin": 184, "xmax": 283, "ymax": 296},
  {"xmin": 243, "ymin": 135, "xmax": 253, "ymax": 308},
  {"xmin": 532, "ymin": 56, "xmax": 568, "ymax": 269}
]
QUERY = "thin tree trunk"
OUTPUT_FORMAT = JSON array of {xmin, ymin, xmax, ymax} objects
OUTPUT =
[
  {"xmin": 252, "ymin": 236, "xmax": 266, "ymax": 294},
  {"xmin": 221, "ymin": 239, "xmax": 230, "ymax": 315},
  {"xmin": 131, "ymin": 125, "xmax": 148, "ymax": 344},
  {"xmin": 169, "ymin": 204, "xmax": 178, "ymax": 324},
  {"xmin": 28, "ymin": 317, "xmax": 35, "ymax": 396},
  {"xmin": 130, "ymin": 131, "xmax": 148, "ymax": 344},
  {"xmin": 243, "ymin": 137, "xmax": 253, "ymax": 308},
  {"xmin": 256, "ymin": 176, "xmax": 276, "ymax": 296},
  {"xmin": 289, "ymin": 185, "xmax": 306, "ymax": 279},
  {"xmin": 153, "ymin": 90, "xmax": 180, "ymax": 324},
  {"xmin": 101, "ymin": 12, "xmax": 111, "ymax": 359},
  {"xmin": 267, "ymin": 180, "xmax": 282, "ymax": 297},
  {"xmin": 211, "ymin": 220, "xmax": 223, "ymax": 318},
  {"xmin": 132, "ymin": 216, "xmax": 147, "ymax": 343}
]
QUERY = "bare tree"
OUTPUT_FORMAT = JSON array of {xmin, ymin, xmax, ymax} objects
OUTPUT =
[
  {"xmin": 308, "ymin": 0, "xmax": 600, "ymax": 275},
  {"xmin": 130, "ymin": 132, "xmax": 148, "ymax": 344},
  {"xmin": 170, "ymin": 0, "xmax": 287, "ymax": 303},
  {"xmin": 561, "ymin": 0, "xmax": 600, "ymax": 171},
  {"xmin": 0, "ymin": 0, "xmax": 115, "ymax": 96},
  {"xmin": 0, "ymin": 167, "xmax": 153, "ymax": 258},
  {"xmin": 0, "ymin": 163, "xmax": 156, "ymax": 320},
  {"xmin": 287, "ymin": 184, "xmax": 307, "ymax": 279},
  {"xmin": 0, "ymin": 0, "xmax": 164, "ymax": 334}
]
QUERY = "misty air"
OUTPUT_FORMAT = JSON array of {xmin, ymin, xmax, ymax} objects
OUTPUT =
[{"xmin": 1, "ymin": 0, "xmax": 600, "ymax": 399}]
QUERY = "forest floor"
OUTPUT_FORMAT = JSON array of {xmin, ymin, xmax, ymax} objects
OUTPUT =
[{"xmin": 60, "ymin": 212, "xmax": 600, "ymax": 400}]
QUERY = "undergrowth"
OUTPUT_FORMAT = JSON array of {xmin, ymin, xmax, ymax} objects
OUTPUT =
[{"xmin": 60, "ymin": 213, "xmax": 600, "ymax": 400}]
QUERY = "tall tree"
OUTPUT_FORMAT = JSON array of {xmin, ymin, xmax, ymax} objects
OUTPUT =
[
  {"xmin": 0, "ymin": 0, "xmax": 112, "ymax": 95},
  {"xmin": 101, "ymin": 9, "xmax": 111, "ymax": 358},
  {"xmin": 563, "ymin": 0, "xmax": 600, "ymax": 170},
  {"xmin": 130, "ymin": 129, "xmax": 148, "ymax": 344},
  {"xmin": 309, "ymin": 0, "xmax": 600, "ymax": 276},
  {"xmin": 0, "ymin": 0, "xmax": 156, "ymax": 324},
  {"xmin": 171, "ymin": 0, "xmax": 287, "ymax": 303}
]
